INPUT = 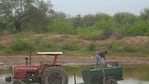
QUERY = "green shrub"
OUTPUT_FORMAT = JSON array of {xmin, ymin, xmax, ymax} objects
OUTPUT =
[
  {"xmin": 48, "ymin": 18, "xmax": 76, "ymax": 35},
  {"xmin": 43, "ymin": 41, "xmax": 58, "ymax": 51},
  {"xmin": 34, "ymin": 36, "xmax": 43, "ymax": 46},
  {"xmin": 77, "ymin": 27, "xmax": 98, "ymax": 40},
  {"xmin": 87, "ymin": 43, "xmax": 96, "ymax": 51},
  {"xmin": 62, "ymin": 41, "xmax": 79, "ymax": 51},
  {"xmin": 0, "ymin": 42, "xmax": 4, "ymax": 50},
  {"xmin": 10, "ymin": 39, "xmax": 34, "ymax": 52},
  {"xmin": 78, "ymin": 31, "xmax": 103, "ymax": 40},
  {"xmin": 105, "ymin": 40, "xmax": 124, "ymax": 51},
  {"xmin": 0, "ymin": 43, "xmax": 5, "ymax": 54},
  {"xmin": 145, "ymin": 41, "xmax": 149, "ymax": 48},
  {"xmin": 122, "ymin": 44, "xmax": 139, "ymax": 52}
]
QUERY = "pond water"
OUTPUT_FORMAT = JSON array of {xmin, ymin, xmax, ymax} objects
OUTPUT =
[{"xmin": 0, "ymin": 64, "xmax": 149, "ymax": 84}]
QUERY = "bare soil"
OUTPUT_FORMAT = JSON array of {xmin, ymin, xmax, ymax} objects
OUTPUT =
[{"xmin": 1, "ymin": 34, "xmax": 149, "ymax": 46}]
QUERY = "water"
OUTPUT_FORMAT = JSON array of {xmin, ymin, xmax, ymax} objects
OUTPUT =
[
  {"xmin": 0, "ymin": 75, "xmax": 10, "ymax": 84},
  {"xmin": 0, "ymin": 64, "xmax": 149, "ymax": 84},
  {"xmin": 69, "ymin": 76, "xmax": 149, "ymax": 84},
  {"xmin": 1, "ymin": 75, "xmax": 149, "ymax": 84}
]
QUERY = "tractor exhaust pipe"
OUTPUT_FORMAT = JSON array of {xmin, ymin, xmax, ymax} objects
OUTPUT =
[
  {"xmin": 25, "ymin": 57, "xmax": 29, "ymax": 66},
  {"xmin": 25, "ymin": 52, "xmax": 32, "ymax": 66},
  {"xmin": 29, "ymin": 51, "xmax": 32, "ymax": 65}
]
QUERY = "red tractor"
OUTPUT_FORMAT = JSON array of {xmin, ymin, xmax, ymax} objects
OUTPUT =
[{"xmin": 5, "ymin": 52, "xmax": 68, "ymax": 84}]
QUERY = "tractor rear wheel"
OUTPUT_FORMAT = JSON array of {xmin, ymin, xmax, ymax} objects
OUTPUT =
[
  {"xmin": 12, "ymin": 80, "xmax": 25, "ymax": 84},
  {"xmin": 42, "ymin": 66, "xmax": 68, "ymax": 84}
]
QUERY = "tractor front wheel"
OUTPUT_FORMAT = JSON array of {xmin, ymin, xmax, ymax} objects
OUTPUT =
[{"xmin": 42, "ymin": 66, "xmax": 68, "ymax": 84}]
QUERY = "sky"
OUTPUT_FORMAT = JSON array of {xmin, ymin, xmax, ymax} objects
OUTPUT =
[{"xmin": 51, "ymin": 0, "xmax": 149, "ymax": 16}]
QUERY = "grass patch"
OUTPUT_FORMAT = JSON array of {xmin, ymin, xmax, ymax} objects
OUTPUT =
[
  {"xmin": 8, "ymin": 38, "xmax": 34, "ymax": 54},
  {"xmin": 62, "ymin": 41, "xmax": 79, "ymax": 51},
  {"xmin": 103, "ymin": 40, "xmax": 149, "ymax": 56},
  {"xmin": 0, "ymin": 42, "xmax": 5, "ymax": 50}
]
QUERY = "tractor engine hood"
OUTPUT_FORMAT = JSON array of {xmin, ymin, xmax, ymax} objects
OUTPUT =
[
  {"xmin": 13, "ymin": 66, "xmax": 40, "ymax": 79},
  {"xmin": 14, "ymin": 66, "xmax": 40, "ymax": 71}
]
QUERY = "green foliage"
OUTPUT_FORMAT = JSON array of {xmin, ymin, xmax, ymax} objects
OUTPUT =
[
  {"xmin": 0, "ymin": 0, "xmax": 149, "ymax": 37},
  {"xmin": 62, "ymin": 41, "xmax": 79, "ymax": 51},
  {"xmin": 94, "ymin": 13, "xmax": 115, "ymax": 30},
  {"xmin": 122, "ymin": 44, "xmax": 140, "ymax": 52},
  {"xmin": 105, "ymin": 40, "xmax": 124, "ymax": 51},
  {"xmin": 77, "ymin": 28, "xmax": 103, "ymax": 40},
  {"xmin": 128, "ymin": 20, "xmax": 149, "ymax": 36},
  {"xmin": 140, "ymin": 8, "xmax": 149, "ymax": 21},
  {"xmin": 113, "ymin": 12, "xmax": 137, "ymax": 35},
  {"xmin": 114, "ymin": 12, "xmax": 137, "ymax": 25},
  {"xmin": 0, "ymin": 42, "xmax": 6, "ymax": 54},
  {"xmin": 48, "ymin": 18, "xmax": 76, "ymax": 34},
  {"xmin": 33, "ymin": 36, "xmax": 43, "ymax": 46},
  {"xmin": 87, "ymin": 43, "xmax": 96, "ymax": 51},
  {"xmin": 105, "ymin": 40, "xmax": 138, "ymax": 52},
  {"xmin": 0, "ymin": 0, "xmax": 52, "ymax": 33},
  {"xmin": 146, "ymin": 41, "xmax": 149, "ymax": 48},
  {"xmin": 0, "ymin": 42, "xmax": 4, "ymax": 50},
  {"xmin": 9, "ymin": 39, "xmax": 34, "ymax": 52},
  {"xmin": 42, "ymin": 40, "xmax": 58, "ymax": 51},
  {"xmin": 103, "ymin": 40, "xmax": 149, "ymax": 56}
]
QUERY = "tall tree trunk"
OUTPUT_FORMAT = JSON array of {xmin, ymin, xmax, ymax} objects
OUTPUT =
[{"xmin": 15, "ymin": 20, "xmax": 22, "ymax": 32}]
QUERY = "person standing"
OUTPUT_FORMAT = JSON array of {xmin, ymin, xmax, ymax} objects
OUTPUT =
[
  {"xmin": 95, "ymin": 50, "xmax": 108, "ymax": 84},
  {"xmin": 95, "ymin": 50, "xmax": 107, "ymax": 67}
]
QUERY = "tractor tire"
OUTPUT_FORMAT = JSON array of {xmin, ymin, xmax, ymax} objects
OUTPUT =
[
  {"xmin": 106, "ymin": 79, "xmax": 117, "ymax": 84},
  {"xmin": 12, "ymin": 80, "xmax": 25, "ymax": 84},
  {"xmin": 41, "ymin": 66, "xmax": 68, "ymax": 84},
  {"xmin": 5, "ymin": 76, "xmax": 12, "ymax": 82}
]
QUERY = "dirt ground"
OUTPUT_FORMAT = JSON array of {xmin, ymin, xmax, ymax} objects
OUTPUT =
[{"xmin": 0, "ymin": 55, "xmax": 149, "ymax": 68}]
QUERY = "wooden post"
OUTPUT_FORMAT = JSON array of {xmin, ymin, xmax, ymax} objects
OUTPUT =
[
  {"xmin": 102, "ymin": 64, "xmax": 106, "ymax": 84},
  {"xmin": 74, "ymin": 73, "xmax": 76, "ymax": 84}
]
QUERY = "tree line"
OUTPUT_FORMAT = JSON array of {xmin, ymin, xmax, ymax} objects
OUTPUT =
[{"xmin": 0, "ymin": 0, "xmax": 149, "ymax": 37}]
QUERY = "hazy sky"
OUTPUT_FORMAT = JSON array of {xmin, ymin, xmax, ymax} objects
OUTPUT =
[{"xmin": 51, "ymin": 0, "xmax": 149, "ymax": 16}]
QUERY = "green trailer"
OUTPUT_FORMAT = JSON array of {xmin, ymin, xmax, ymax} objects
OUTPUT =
[{"xmin": 75, "ymin": 62, "xmax": 123, "ymax": 84}]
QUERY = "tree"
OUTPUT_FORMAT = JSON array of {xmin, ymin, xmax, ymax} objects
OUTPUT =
[
  {"xmin": 71, "ymin": 15, "xmax": 82, "ymax": 29},
  {"xmin": 94, "ymin": 13, "xmax": 115, "ymax": 31},
  {"xmin": 95, "ymin": 13, "xmax": 111, "ymax": 21},
  {"xmin": 140, "ymin": 8, "xmax": 149, "ymax": 21},
  {"xmin": 48, "ymin": 18, "xmax": 75, "ymax": 34},
  {"xmin": 22, "ymin": 0, "xmax": 53, "ymax": 33},
  {"xmin": 114, "ymin": 12, "xmax": 137, "ymax": 35},
  {"xmin": 128, "ymin": 20, "xmax": 149, "ymax": 36},
  {"xmin": 0, "ymin": 16, "xmax": 7, "ymax": 33},
  {"xmin": 82, "ymin": 14, "xmax": 96, "ymax": 27},
  {"xmin": 52, "ymin": 11, "xmax": 67, "ymax": 19},
  {"xmin": 0, "ymin": 0, "xmax": 52, "ymax": 33},
  {"xmin": 114, "ymin": 12, "xmax": 137, "ymax": 25}
]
